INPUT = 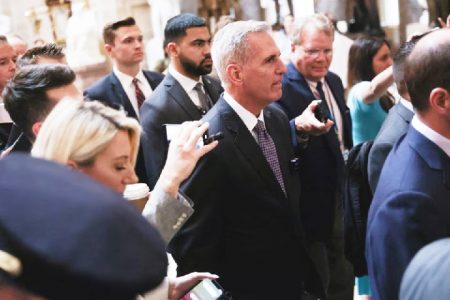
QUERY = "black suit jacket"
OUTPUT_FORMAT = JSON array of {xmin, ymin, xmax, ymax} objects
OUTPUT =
[
  {"xmin": 368, "ymin": 101, "xmax": 414, "ymax": 192},
  {"xmin": 168, "ymin": 97, "xmax": 324, "ymax": 299},
  {"xmin": 84, "ymin": 70, "xmax": 164, "ymax": 183},
  {"xmin": 275, "ymin": 63, "xmax": 352, "ymax": 241},
  {"xmin": 139, "ymin": 73, "xmax": 222, "ymax": 189}
]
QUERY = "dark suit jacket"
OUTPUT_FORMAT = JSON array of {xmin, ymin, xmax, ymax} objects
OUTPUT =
[
  {"xmin": 84, "ymin": 70, "xmax": 164, "ymax": 119},
  {"xmin": 168, "ymin": 97, "xmax": 323, "ymax": 299},
  {"xmin": 366, "ymin": 126, "xmax": 450, "ymax": 300},
  {"xmin": 3, "ymin": 124, "xmax": 32, "ymax": 153},
  {"xmin": 275, "ymin": 63, "xmax": 352, "ymax": 241},
  {"xmin": 368, "ymin": 101, "xmax": 414, "ymax": 193},
  {"xmin": 139, "ymin": 73, "xmax": 222, "ymax": 189},
  {"xmin": 84, "ymin": 70, "xmax": 164, "ymax": 184}
]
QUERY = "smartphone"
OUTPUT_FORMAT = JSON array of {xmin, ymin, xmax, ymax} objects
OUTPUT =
[
  {"xmin": 202, "ymin": 131, "xmax": 224, "ymax": 145},
  {"xmin": 314, "ymin": 103, "xmax": 328, "ymax": 123},
  {"xmin": 181, "ymin": 279, "xmax": 225, "ymax": 300}
]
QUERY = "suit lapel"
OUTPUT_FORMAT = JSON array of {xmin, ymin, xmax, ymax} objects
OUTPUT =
[
  {"xmin": 218, "ymin": 100, "xmax": 287, "ymax": 201},
  {"xmin": 110, "ymin": 73, "xmax": 138, "ymax": 119},
  {"xmin": 165, "ymin": 74, "xmax": 203, "ymax": 120}
]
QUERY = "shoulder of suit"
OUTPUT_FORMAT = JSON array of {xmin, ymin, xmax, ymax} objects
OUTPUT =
[
  {"xmin": 143, "ymin": 70, "xmax": 164, "ymax": 81},
  {"xmin": 84, "ymin": 73, "xmax": 115, "ymax": 95},
  {"xmin": 325, "ymin": 71, "xmax": 344, "ymax": 86}
]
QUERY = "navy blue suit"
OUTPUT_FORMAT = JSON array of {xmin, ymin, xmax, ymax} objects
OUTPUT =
[
  {"xmin": 84, "ymin": 71, "xmax": 164, "ymax": 119},
  {"xmin": 84, "ymin": 70, "xmax": 164, "ymax": 183},
  {"xmin": 275, "ymin": 63, "xmax": 352, "ymax": 241},
  {"xmin": 366, "ymin": 125, "xmax": 450, "ymax": 300},
  {"xmin": 169, "ymin": 97, "xmax": 324, "ymax": 299}
]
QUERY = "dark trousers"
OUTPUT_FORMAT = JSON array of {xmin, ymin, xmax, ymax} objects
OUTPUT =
[{"xmin": 307, "ymin": 196, "xmax": 354, "ymax": 300}]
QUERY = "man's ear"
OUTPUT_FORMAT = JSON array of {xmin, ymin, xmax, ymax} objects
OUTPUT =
[
  {"xmin": 104, "ymin": 43, "xmax": 113, "ymax": 56},
  {"xmin": 31, "ymin": 122, "xmax": 42, "ymax": 138},
  {"xmin": 429, "ymin": 87, "xmax": 450, "ymax": 114},
  {"xmin": 166, "ymin": 42, "xmax": 178, "ymax": 58},
  {"xmin": 226, "ymin": 64, "xmax": 242, "ymax": 86}
]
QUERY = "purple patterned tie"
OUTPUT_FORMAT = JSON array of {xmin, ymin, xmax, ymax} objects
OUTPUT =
[
  {"xmin": 253, "ymin": 120, "xmax": 286, "ymax": 196},
  {"xmin": 132, "ymin": 78, "xmax": 145, "ymax": 108}
]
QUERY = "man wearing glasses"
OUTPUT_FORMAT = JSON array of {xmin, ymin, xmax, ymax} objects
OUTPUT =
[{"xmin": 275, "ymin": 13, "xmax": 353, "ymax": 300}]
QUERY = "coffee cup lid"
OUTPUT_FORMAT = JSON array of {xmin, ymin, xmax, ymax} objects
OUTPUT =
[{"xmin": 123, "ymin": 183, "xmax": 150, "ymax": 200}]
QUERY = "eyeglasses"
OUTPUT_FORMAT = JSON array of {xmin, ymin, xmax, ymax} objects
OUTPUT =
[{"xmin": 298, "ymin": 46, "xmax": 333, "ymax": 58}]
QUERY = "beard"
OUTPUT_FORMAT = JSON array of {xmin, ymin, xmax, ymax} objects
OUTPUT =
[{"xmin": 179, "ymin": 53, "xmax": 213, "ymax": 77}]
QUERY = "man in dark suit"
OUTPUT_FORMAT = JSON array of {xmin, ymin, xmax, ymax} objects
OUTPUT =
[
  {"xmin": 366, "ymin": 28, "xmax": 450, "ymax": 300},
  {"xmin": 275, "ymin": 14, "xmax": 353, "ymax": 300},
  {"xmin": 3, "ymin": 43, "xmax": 68, "ymax": 155},
  {"xmin": 169, "ymin": 20, "xmax": 329, "ymax": 299},
  {"xmin": 368, "ymin": 39, "xmax": 420, "ymax": 192},
  {"xmin": 140, "ymin": 14, "xmax": 222, "ymax": 189},
  {"xmin": 2, "ymin": 64, "xmax": 80, "ymax": 158},
  {"xmin": 84, "ymin": 17, "xmax": 164, "ymax": 183}
]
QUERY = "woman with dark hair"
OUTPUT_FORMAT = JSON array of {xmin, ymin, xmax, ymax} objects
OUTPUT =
[{"xmin": 347, "ymin": 36, "xmax": 395, "ymax": 145}]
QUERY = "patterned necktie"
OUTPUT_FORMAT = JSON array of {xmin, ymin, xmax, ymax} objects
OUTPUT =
[
  {"xmin": 253, "ymin": 120, "xmax": 286, "ymax": 196},
  {"xmin": 316, "ymin": 81, "xmax": 333, "ymax": 122},
  {"xmin": 194, "ymin": 82, "xmax": 212, "ymax": 113},
  {"xmin": 132, "ymin": 78, "xmax": 145, "ymax": 108}
]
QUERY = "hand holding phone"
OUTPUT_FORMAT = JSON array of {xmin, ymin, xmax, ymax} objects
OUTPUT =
[{"xmin": 181, "ymin": 279, "xmax": 229, "ymax": 300}]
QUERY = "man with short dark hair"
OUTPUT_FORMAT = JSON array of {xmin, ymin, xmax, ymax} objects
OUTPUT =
[
  {"xmin": 366, "ymin": 28, "xmax": 450, "ymax": 300},
  {"xmin": 2, "ymin": 43, "xmax": 68, "ymax": 154},
  {"xmin": 16, "ymin": 43, "xmax": 66, "ymax": 68},
  {"xmin": 85, "ymin": 16, "xmax": 164, "ymax": 183},
  {"xmin": 140, "ymin": 13, "xmax": 222, "ymax": 189},
  {"xmin": 2, "ymin": 64, "xmax": 80, "ymax": 155},
  {"xmin": 85, "ymin": 16, "xmax": 163, "ymax": 119}
]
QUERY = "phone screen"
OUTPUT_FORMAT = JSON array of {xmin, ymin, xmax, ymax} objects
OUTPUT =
[{"xmin": 181, "ymin": 279, "xmax": 224, "ymax": 300}]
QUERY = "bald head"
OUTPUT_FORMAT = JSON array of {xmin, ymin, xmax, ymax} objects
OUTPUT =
[{"xmin": 405, "ymin": 28, "xmax": 450, "ymax": 111}]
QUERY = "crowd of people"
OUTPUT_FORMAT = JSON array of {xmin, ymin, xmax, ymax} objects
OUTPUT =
[{"xmin": 0, "ymin": 10, "xmax": 449, "ymax": 300}]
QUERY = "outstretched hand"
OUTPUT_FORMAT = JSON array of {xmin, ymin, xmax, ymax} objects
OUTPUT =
[
  {"xmin": 294, "ymin": 100, "xmax": 334, "ymax": 136},
  {"xmin": 168, "ymin": 272, "xmax": 219, "ymax": 300},
  {"xmin": 156, "ymin": 121, "xmax": 219, "ymax": 197}
]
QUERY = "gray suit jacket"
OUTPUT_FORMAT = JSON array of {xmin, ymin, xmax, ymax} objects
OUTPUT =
[
  {"xmin": 140, "ymin": 72, "xmax": 222, "ymax": 189},
  {"xmin": 142, "ymin": 188, "xmax": 194, "ymax": 243},
  {"xmin": 368, "ymin": 101, "xmax": 414, "ymax": 192}
]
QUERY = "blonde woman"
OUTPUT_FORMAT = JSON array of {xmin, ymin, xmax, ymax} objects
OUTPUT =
[{"xmin": 32, "ymin": 99, "xmax": 218, "ymax": 300}]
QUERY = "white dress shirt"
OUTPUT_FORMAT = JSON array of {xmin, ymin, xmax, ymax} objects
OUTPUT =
[
  {"xmin": 412, "ymin": 115, "xmax": 450, "ymax": 157},
  {"xmin": 223, "ymin": 92, "xmax": 264, "ymax": 141},
  {"xmin": 168, "ymin": 65, "xmax": 205, "ymax": 109},
  {"xmin": 113, "ymin": 66, "xmax": 153, "ymax": 117}
]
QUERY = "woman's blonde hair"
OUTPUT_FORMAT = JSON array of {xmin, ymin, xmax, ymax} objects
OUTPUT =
[{"xmin": 32, "ymin": 99, "xmax": 141, "ymax": 167}]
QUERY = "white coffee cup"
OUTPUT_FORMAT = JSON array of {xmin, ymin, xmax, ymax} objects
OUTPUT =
[{"xmin": 123, "ymin": 183, "xmax": 150, "ymax": 212}]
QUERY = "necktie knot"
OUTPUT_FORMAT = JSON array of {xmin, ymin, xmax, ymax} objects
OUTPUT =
[{"xmin": 253, "ymin": 120, "xmax": 266, "ymax": 134}]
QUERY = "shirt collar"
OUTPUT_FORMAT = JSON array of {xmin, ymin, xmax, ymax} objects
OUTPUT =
[
  {"xmin": 168, "ymin": 65, "xmax": 203, "ymax": 93},
  {"xmin": 223, "ymin": 92, "xmax": 264, "ymax": 133},
  {"xmin": 399, "ymin": 97, "xmax": 414, "ymax": 113},
  {"xmin": 113, "ymin": 65, "xmax": 145, "ymax": 87},
  {"xmin": 412, "ymin": 115, "xmax": 450, "ymax": 157}
]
